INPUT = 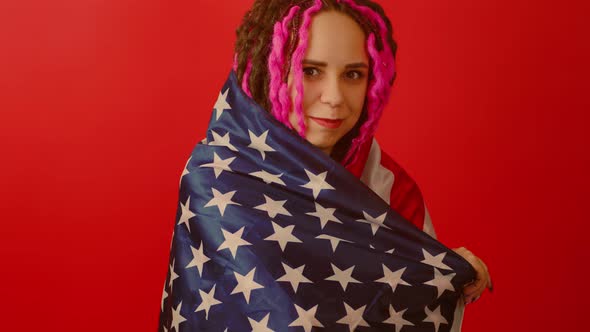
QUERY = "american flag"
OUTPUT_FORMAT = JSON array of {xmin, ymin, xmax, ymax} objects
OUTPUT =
[{"xmin": 159, "ymin": 71, "xmax": 476, "ymax": 332}]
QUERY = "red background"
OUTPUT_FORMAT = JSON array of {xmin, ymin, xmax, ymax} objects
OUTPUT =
[{"xmin": 1, "ymin": 0, "xmax": 588, "ymax": 331}]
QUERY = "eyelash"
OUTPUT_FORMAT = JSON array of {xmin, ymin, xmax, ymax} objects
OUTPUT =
[
  {"xmin": 346, "ymin": 71, "xmax": 365, "ymax": 80},
  {"xmin": 302, "ymin": 67, "xmax": 366, "ymax": 80},
  {"xmin": 303, "ymin": 67, "xmax": 321, "ymax": 77}
]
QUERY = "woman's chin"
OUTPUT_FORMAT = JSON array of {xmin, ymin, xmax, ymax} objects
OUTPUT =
[{"xmin": 307, "ymin": 139, "xmax": 336, "ymax": 154}]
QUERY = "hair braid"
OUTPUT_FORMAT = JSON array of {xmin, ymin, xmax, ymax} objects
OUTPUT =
[
  {"xmin": 268, "ymin": 6, "xmax": 300, "ymax": 123},
  {"xmin": 291, "ymin": 0, "xmax": 324, "ymax": 137}
]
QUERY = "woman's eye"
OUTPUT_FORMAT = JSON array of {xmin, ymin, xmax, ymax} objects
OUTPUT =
[
  {"xmin": 346, "ymin": 71, "xmax": 364, "ymax": 80},
  {"xmin": 303, "ymin": 67, "xmax": 320, "ymax": 77}
]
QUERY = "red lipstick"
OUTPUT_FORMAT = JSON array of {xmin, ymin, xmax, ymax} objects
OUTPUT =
[{"xmin": 309, "ymin": 116, "xmax": 343, "ymax": 129}]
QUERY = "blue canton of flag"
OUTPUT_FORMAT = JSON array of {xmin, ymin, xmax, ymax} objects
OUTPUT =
[{"xmin": 159, "ymin": 71, "xmax": 476, "ymax": 332}]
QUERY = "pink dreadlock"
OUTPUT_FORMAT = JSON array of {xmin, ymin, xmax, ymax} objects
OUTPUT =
[
  {"xmin": 268, "ymin": 5, "xmax": 301, "ymax": 125},
  {"xmin": 290, "ymin": 0, "xmax": 324, "ymax": 137}
]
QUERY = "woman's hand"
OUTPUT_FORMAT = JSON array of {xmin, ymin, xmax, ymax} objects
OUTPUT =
[{"xmin": 452, "ymin": 247, "xmax": 493, "ymax": 304}]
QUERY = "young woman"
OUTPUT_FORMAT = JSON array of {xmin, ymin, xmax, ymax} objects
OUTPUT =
[{"xmin": 160, "ymin": 1, "xmax": 492, "ymax": 331}]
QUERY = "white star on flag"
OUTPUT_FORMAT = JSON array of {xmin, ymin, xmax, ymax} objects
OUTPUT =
[
  {"xmin": 316, "ymin": 234, "xmax": 352, "ymax": 252},
  {"xmin": 231, "ymin": 267, "xmax": 265, "ymax": 304},
  {"xmin": 382, "ymin": 306, "xmax": 414, "ymax": 332},
  {"xmin": 264, "ymin": 221, "xmax": 302, "ymax": 251},
  {"xmin": 356, "ymin": 210, "xmax": 390, "ymax": 235},
  {"xmin": 325, "ymin": 263, "xmax": 361, "ymax": 292},
  {"xmin": 254, "ymin": 194, "xmax": 292, "ymax": 218},
  {"xmin": 209, "ymin": 130, "xmax": 238, "ymax": 152},
  {"xmin": 424, "ymin": 267, "xmax": 456, "ymax": 298},
  {"xmin": 336, "ymin": 302, "xmax": 369, "ymax": 332},
  {"xmin": 180, "ymin": 156, "xmax": 191, "ymax": 187},
  {"xmin": 249, "ymin": 170, "xmax": 285, "ymax": 186},
  {"xmin": 217, "ymin": 226, "xmax": 252, "ymax": 259},
  {"xmin": 288, "ymin": 304, "xmax": 324, "ymax": 332},
  {"xmin": 200, "ymin": 152, "xmax": 236, "ymax": 178},
  {"xmin": 169, "ymin": 258, "xmax": 179, "ymax": 290},
  {"xmin": 421, "ymin": 249, "xmax": 452, "ymax": 270},
  {"xmin": 204, "ymin": 188, "xmax": 241, "ymax": 216},
  {"xmin": 178, "ymin": 196, "xmax": 196, "ymax": 232},
  {"xmin": 161, "ymin": 281, "xmax": 168, "ymax": 312},
  {"xmin": 375, "ymin": 265, "xmax": 411, "ymax": 293},
  {"xmin": 169, "ymin": 229, "xmax": 174, "ymax": 251},
  {"xmin": 306, "ymin": 202, "xmax": 342, "ymax": 229},
  {"xmin": 277, "ymin": 262, "xmax": 313, "ymax": 293},
  {"xmin": 248, "ymin": 313, "xmax": 274, "ymax": 332},
  {"xmin": 213, "ymin": 89, "xmax": 231, "ymax": 120},
  {"xmin": 185, "ymin": 241, "xmax": 210, "ymax": 277},
  {"xmin": 423, "ymin": 305, "xmax": 449, "ymax": 332},
  {"xmin": 300, "ymin": 169, "xmax": 334, "ymax": 199},
  {"xmin": 170, "ymin": 301, "xmax": 187, "ymax": 332},
  {"xmin": 195, "ymin": 284, "xmax": 223, "ymax": 319},
  {"xmin": 248, "ymin": 129, "xmax": 275, "ymax": 160}
]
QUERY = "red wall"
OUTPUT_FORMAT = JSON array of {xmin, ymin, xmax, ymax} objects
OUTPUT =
[{"xmin": 1, "ymin": 0, "xmax": 588, "ymax": 331}]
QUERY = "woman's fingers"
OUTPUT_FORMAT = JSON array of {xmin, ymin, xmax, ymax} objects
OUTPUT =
[
  {"xmin": 463, "ymin": 276, "xmax": 486, "ymax": 296},
  {"xmin": 452, "ymin": 247, "xmax": 492, "ymax": 304},
  {"xmin": 463, "ymin": 275, "xmax": 488, "ymax": 303},
  {"xmin": 479, "ymin": 257, "xmax": 493, "ymax": 292}
]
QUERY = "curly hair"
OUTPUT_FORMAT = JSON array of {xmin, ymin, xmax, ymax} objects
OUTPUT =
[{"xmin": 233, "ymin": 0, "xmax": 397, "ymax": 166}]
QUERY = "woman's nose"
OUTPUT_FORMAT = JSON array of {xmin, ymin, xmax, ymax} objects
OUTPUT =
[{"xmin": 319, "ymin": 76, "xmax": 344, "ymax": 108}]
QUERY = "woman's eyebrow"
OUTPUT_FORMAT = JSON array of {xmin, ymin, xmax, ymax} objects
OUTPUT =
[
  {"xmin": 345, "ymin": 62, "xmax": 369, "ymax": 69},
  {"xmin": 302, "ymin": 59, "xmax": 327, "ymax": 67},
  {"xmin": 302, "ymin": 59, "xmax": 369, "ymax": 69}
]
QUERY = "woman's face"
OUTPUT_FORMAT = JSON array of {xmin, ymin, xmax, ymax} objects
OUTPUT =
[{"xmin": 287, "ymin": 10, "xmax": 369, "ymax": 156}]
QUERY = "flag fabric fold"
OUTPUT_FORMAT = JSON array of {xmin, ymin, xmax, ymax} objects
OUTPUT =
[{"xmin": 159, "ymin": 71, "xmax": 476, "ymax": 332}]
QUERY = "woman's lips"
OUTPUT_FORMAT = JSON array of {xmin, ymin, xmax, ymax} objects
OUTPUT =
[{"xmin": 309, "ymin": 116, "xmax": 343, "ymax": 129}]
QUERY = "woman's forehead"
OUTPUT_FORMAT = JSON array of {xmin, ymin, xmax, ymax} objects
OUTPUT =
[{"xmin": 303, "ymin": 11, "xmax": 369, "ymax": 66}]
